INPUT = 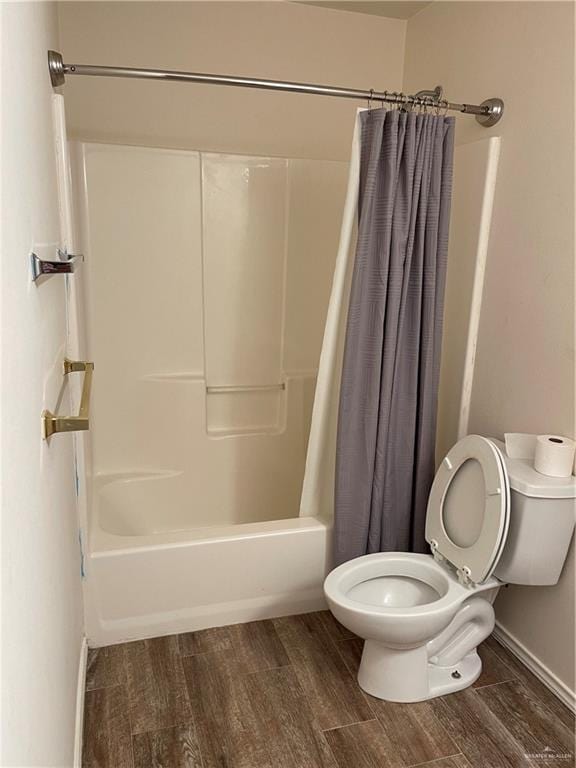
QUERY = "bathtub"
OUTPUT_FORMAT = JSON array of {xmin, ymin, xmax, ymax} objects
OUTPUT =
[{"xmin": 84, "ymin": 474, "xmax": 330, "ymax": 646}]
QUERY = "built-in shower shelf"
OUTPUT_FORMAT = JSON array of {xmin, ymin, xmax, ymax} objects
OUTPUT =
[
  {"xmin": 207, "ymin": 425, "xmax": 285, "ymax": 438},
  {"xmin": 206, "ymin": 381, "xmax": 286, "ymax": 436},
  {"xmin": 207, "ymin": 382, "xmax": 285, "ymax": 394},
  {"xmin": 142, "ymin": 372, "xmax": 205, "ymax": 383}
]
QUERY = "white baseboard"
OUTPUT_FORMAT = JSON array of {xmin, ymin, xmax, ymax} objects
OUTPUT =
[
  {"xmin": 493, "ymin": 621, "xmax": 575, "ymax": 713},
  {"xmin": 74, "ymin": 636, "xmax": 88, "ymax": 767}
]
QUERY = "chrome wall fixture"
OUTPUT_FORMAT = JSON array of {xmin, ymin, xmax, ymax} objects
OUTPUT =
[
  {"xmin": 31, "ymin": 248, "xmax": 83, "ymax": 282},
  {"xmin": 42, "ymin": 359, "xmax": 94, "ymax": 439},
  {"xmin": 47, "ymin": 50, "xmax": 504, "ymax": 127}
]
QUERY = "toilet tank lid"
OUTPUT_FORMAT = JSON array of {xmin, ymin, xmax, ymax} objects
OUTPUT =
[{"xmin": 490, "ymin": 438, "xmax": 576, "ymax": 499}]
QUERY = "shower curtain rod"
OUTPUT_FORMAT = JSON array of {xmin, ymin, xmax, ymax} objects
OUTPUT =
[{"xmin": 48, "ymin": 51, "xmax": 503, "ymax": 127}]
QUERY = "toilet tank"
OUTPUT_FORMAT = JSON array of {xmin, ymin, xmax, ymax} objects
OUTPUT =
[{"xmin": 491, "ymin": 439, "xmax": 576, "ymax": 586}]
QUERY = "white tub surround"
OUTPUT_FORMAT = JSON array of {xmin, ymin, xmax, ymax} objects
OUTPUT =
[{"xmin": 69, "ymin": 142, "xmax": 347, "ymax": 645}]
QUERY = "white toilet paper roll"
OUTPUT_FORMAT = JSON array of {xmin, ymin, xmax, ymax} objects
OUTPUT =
[{"xmin": 534, "ymin": 435, "xmax": 576, "ymax": 477}]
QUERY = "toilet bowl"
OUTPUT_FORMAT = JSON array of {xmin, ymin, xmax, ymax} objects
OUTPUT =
[
  {"xmin": 324, "ymin": 434, "xmax": 576, "ymax": 702},
  {"xmin": 325, "ymin": 552, "xmax": 499, "ymax": 701}
]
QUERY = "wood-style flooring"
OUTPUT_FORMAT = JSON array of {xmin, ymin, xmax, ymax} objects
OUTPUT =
[{"xmin": 83, "ymin": 611, "xmax": 575, "ymax": 768}]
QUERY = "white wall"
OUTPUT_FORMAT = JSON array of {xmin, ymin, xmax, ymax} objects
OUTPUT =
[
  {"xmin": 0, "ymin": 3, "xmax": 84, "ymax": 765},
  {"xmin": 404, "ymin": 0, "xmax": 575, "ymax": 694},
  {"xmin": 436, "ymin": 136, "xmax": 500, "ymax": 462}
]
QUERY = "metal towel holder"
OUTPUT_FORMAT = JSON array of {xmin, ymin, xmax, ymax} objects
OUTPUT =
[
  {"xmin": 31, "ymin": 248, "xmax": 83, "ymax": 282},
  {"xmin": 43, "ymin": 358, "xmax": 94, "ymax": 439}
]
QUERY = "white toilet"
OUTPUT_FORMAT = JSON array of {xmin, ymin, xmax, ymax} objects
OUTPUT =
[{"xmin": 324, "ymin": 435, "xmax": 576, "ymax": 703}]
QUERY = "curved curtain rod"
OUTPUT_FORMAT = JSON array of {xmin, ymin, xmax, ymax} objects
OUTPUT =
[{"xmin": 47, "ymin": 50, "xmax": 504, "ymax": 127}]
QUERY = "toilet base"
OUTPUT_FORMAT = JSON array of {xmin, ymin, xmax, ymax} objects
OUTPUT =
[
  {"xmin": 357, "ymin": 640, "xmax": 482, "ymax": 702},
  {"xmin": 427, "ymin": 651, "xmax": 482, "ymax": 699}
]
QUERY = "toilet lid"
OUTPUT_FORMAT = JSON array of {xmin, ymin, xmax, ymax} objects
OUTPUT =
[{"xmin": 425, "ymin": 435, "xmax": 510, "ymax": 585}]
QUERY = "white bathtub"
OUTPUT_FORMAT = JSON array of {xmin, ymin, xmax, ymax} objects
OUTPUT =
[{"xmin": 84, "ymin": 475, "xmax": 330, "ymax": 646}]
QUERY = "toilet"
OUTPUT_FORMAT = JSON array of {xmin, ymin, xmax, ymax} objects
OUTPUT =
[{"xmin": 324, "ymin": 435, "xmax": 576, "ymax": 702}]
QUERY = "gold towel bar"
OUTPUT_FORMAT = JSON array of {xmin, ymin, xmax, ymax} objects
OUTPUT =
[{"xmin": 42, "ymin": 358, "xmax": 94, "ymax": 439}]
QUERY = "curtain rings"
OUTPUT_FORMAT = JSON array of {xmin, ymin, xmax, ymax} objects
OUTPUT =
[
  {"xmin": 367, "ymin": 88, "xmax": 374, "ymax": 111},
  {"xmin": 434, "ymin": 98, "xmax": 449, "ymax": 117},
  {"xmin": 434, "ymin": 99, "xmax": 448, "ymax": 117}
]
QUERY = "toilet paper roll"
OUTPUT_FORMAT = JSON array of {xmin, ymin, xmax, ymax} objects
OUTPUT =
[{"xmin": 534, "ymin": 434, "xmax": 576, "ymax": 477}]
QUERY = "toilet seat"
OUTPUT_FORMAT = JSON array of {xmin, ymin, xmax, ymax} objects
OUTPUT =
[
  {"xmin": 426, "ymin": 435, "xmax": 510, "ymax": 585},
  {"xmin": 324, "ymin": 551, "xmax": 500, "ymax": 652},
  {"xmin": 324, "ymin": 552, "xmax": 477, "ymax": 618}
]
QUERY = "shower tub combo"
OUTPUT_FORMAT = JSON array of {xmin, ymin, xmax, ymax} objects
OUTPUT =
[
  {"xmin": 73, "ymin": 141, "xmax": 347, "ymax": 644},
  {"xmin": 88, "ymin": 478, "xmax": 330, "ymax": 646}
]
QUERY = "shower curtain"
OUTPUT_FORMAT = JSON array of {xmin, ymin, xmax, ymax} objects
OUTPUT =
[{"xmin": 334, "ymin": 109, "xmax": 455, "ymax": 565}]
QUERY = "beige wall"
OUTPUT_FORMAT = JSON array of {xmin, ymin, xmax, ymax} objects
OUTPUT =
[
  {"xmin": 58, "ymin": 1, "xmax": 405, "ymax": 160},
  {"xmin": 404, "ymin": 1, "xmax": 575, "ymax": 693},
  {"xmin": 1, "ymin": 3, "xmax": 84, "ymax": 765}
]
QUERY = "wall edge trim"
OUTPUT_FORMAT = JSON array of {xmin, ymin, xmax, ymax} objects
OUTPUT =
[
  {"xmin": 493, "ymin": 621, "xmax": 575, "ymax": 713},
  {"xmin": 74, "ymin": 636, "xmax": 88, "ymax": 767}
]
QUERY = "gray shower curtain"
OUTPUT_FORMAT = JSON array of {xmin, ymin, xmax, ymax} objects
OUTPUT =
[{"xmin": 334, "ymin": 109, "xmax": 455, "ymax": 566}]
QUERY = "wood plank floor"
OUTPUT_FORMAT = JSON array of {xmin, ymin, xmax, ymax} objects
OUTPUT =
[{"xmin": 83, "ymin": 612, "xmax": 575, "ymax": 768}]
